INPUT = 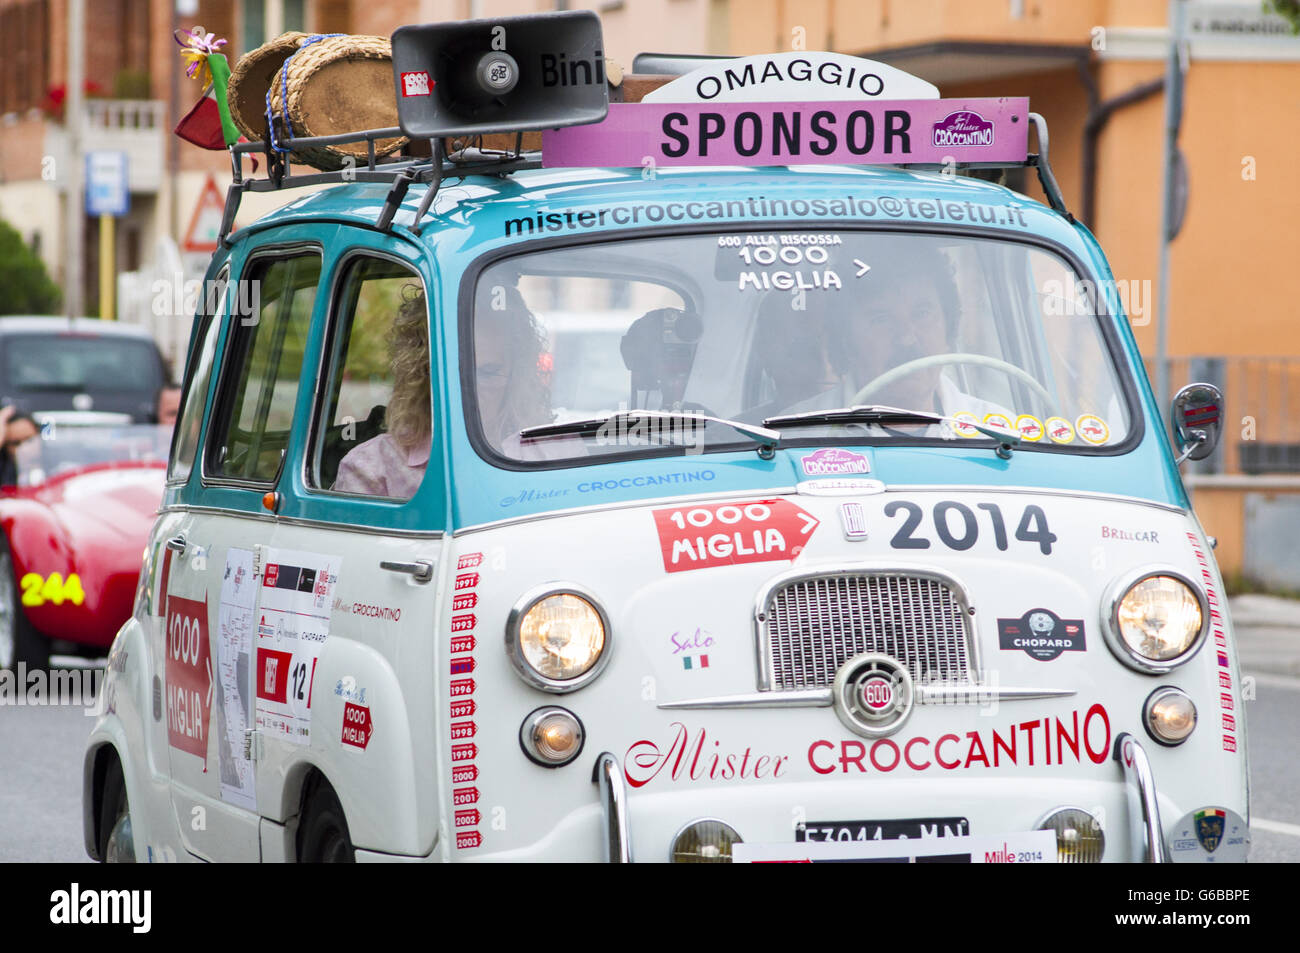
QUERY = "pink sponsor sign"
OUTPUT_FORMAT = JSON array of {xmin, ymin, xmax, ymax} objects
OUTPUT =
[{"xmin": 543, "ymin": 98, "xmax": 1029, "ymax": 168}]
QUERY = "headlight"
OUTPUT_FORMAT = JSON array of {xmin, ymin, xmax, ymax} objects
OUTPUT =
[
  {"xmin": 1103, "ymin": 569, "xmax": 1208, "ymax": 674},
  {"xmin": 507, "ymin": 586, "xmax": 610, "ymax": 691}
]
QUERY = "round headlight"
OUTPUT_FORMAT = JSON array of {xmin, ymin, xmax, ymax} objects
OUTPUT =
[
  {"xmin": 670, "ymin": 819, "xmax": 742, "ymax": 863},
  {"xmin": 1145, "ymin": 686, "xmax": 1197, "ymax": 745},
  {"xmin": 1105, "ymin": 570, "xmax": 1207, "ymax": 673},
  {"xmin": 508, "ymin": 587, "xmax": 609, "ymax": 691},
  {"xmin": 519, "ymin": 707, "xmax": 585, "ymax": 767},
  {"xmin": 1037, "ymin": 807, "xmax": 1104, "ymax": 863}
]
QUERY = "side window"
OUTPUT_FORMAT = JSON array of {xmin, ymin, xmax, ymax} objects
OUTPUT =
[
  {"xmin": 309, "ymin": 256, "xmax": 429, "ymax": 501},
  {"xmin": 206, "ymin": 252, "xmax": 321, "ymax": 484},
  {"xmin": 168, "ymin": 270, "xmax": 228, "ymax": 484}
]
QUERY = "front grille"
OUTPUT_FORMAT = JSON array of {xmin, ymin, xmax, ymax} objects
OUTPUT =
[{"xmin": 762, "ymin": 573, "xmax": 972, "ymax": 690}]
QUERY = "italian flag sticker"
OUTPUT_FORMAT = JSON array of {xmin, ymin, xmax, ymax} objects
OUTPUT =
[{"xmin": 682, "ymin": 654, "xmax": 710, "ymax": 670}]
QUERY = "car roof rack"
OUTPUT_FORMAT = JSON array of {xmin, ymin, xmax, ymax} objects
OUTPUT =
[{"xmin": 220, "ymin": 128, "xmax": 543, "ymax": 247}]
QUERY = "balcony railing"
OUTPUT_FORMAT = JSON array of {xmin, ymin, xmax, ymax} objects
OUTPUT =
[{"xmin": 43, "ymin": 99, "xmax": 166, "ymax": 192}]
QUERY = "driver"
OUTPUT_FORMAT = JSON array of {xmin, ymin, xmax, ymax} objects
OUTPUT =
[{"xmin": 843, "ymin": 244, "xmax": 1012, "ymax": 422}]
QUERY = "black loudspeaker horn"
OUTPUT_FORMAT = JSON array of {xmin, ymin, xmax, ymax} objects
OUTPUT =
[{"xmin": 391, "ymin": 11, "xmax": 609, "ymax": 139}]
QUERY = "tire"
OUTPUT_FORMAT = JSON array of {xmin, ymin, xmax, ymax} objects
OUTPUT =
[
  {"xmin": 298, "ymin": 780, "xmax": 355, "ymax": 863},
  {"xmin": 0, "ymin": 542, "xmax": 48, "ymax": 673},
  {"xmin": 98, "ymin": 756, "xmax": 136, "ymax": 863}
]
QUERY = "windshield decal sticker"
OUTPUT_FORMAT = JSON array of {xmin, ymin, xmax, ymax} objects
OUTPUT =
[
  {"xmin": 982, "ymin": 412, "xmax": 1012, "ymax": 432},
  {"xmin": 998, "ymin": 608, "xmax": 1086, "ymax": 661},
  {"xmin": 949, "ymin": 412, "xmax": 981, "ymax": 437},
  {"xmin": 1045, "ymin": 416, "xmax": 1075, "ymax": 444},
  {"xmin": 653, "ymin": 499, "xmax": 819, "ymax": 573},
  {"xmin": 801, "ymin": 448, "xmax": 869, "ymax": 476},
  {"xmin": 1076, "ymin": 414, "xmax": 1110, "ymax": 445},
  {"xmin": 1014, "ymin": 414, "xmax": 1044, "ymax": 442},
  {"xmin": 503, "ymin": 195, "xmax": 1032, "ymax": 238}
]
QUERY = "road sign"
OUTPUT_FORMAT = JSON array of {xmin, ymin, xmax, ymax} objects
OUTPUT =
[
  {"xmin": 183, "ymin": 174, "xmax": 225, "ymax": 253},
  {"xmin": 85, "ymin": 151, "xmax": 129, "ymax": 216}
]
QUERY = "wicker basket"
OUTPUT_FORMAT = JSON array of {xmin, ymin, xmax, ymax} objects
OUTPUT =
[
  {"xmin": 227, "ymin": 32, "xmax": 308, "ymax": 142},
  {"xmin": 266, "ymin": 34, "xmax": 407, "ymax": 171}
]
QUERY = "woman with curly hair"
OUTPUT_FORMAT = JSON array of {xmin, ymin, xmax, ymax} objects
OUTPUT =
[
  {"xmin": 474, "ymin": 284, "xmax": 555, "ymax": 456},
  {"xmin": 333, "ymin": 286, "xmax": 431, "ymax": 498}
]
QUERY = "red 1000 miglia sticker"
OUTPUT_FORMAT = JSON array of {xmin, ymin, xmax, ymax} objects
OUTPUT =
[{"xmin": 652, "ymin": 499, "xmax": 819, "ymax": 573}]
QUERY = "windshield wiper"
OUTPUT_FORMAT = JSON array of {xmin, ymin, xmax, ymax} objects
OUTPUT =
[
  {"xmin": 519, "ymin": 410, "xmax": 781, "ymax": 459},
  {"xmin": 763, "ymin": 404, "xmax": 1021, "ymax": 459}
]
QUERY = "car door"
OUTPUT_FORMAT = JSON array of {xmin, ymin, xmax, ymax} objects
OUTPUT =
[
  {"xmin": 163, "ymin": 232, "xmax": 331, "ymax": 860},
  {"xmin": 253, "ymin": 233, "xmax": 447, "ymax": 857}
]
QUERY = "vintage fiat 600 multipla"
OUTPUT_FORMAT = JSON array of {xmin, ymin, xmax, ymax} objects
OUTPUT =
[{"xmin": 84, "ymin": 12, "xmax": 1246, "ymax": 863}]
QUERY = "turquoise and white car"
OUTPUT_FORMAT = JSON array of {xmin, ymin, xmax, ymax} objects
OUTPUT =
[{"xmin": 84, "ymin": 13, "xmax": 1246, "ymax": 863}]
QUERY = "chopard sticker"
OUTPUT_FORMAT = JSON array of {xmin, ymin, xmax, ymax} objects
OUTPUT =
[{"xmin": 998, "ymin": 608, "xmax": 1086, "ymax": 661}]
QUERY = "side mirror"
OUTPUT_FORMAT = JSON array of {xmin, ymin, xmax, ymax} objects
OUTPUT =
[{"xmin": 1171, "ymin": 382, "xmax": 1223, "ymax": 464}]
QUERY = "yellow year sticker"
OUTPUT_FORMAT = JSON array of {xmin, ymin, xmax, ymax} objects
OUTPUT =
[{"xmin": 20, "ymin": 572, "xmax": 86, "ymax": 607}]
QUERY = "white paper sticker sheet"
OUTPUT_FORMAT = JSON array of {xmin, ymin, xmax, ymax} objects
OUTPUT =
[
  {"xmin": 217, "ymin": 548, "xmax": 257, "ymax": 809},
  {"xmin": 253, "ymin": 548, "xmax": 341, "ymax": 746},
  {"xmin": 733, "ymin": 830, "xmax": 1058, "ymax": 864}
]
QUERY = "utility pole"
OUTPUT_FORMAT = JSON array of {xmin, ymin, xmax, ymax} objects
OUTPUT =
[
  {"xmin": 1155, "ymin": 0, "xmax": 1187, "ymax": 428},
  {"xmin": 64, "ymin": 0, "xmax": 85, "ymax": 318}
]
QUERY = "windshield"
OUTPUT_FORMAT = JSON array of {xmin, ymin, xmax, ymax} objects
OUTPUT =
[
  {"xmin": 12, "ymin": 424, "xmax": 171, "ymax": 486},
  {"xmin": 2, "ymin": 334, "xmax": 161, "ymax": 393},
  {"xmin": 469, "ymin": 230, "xmax": 1133, "ymax": 463}
]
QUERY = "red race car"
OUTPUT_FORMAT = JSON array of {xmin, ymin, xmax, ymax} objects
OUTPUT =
[{"xmin": 0, "ymin": 413, "xmax": 168, "ymax": 671}]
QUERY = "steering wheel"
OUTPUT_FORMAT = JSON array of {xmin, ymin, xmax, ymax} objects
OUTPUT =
[{"xmin": 852, "ymin": 352, "xmax": 1057, "ymax": 410}]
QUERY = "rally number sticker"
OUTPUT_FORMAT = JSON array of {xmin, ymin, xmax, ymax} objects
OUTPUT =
[
  {"xmin": 20, "ymin": 572, "xmax": 86, "ymax": 607},
  {"xmin": 884, "ymin": 500, "xmax": 1057, "ymax": 555}
]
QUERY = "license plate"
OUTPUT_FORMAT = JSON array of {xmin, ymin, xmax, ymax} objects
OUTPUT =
[
  {"xmin": 796, "ymin": 817, "xmax": 970, "ymax": 843},
  {"xmin": 734, "ymin": 830, "xmax": 1057, "ymax": 864}
]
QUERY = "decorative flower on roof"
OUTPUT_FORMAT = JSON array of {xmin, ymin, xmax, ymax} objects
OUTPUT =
[{"xmin": 175, "ymin": 26, "xmax": 228, "ymax": 89}]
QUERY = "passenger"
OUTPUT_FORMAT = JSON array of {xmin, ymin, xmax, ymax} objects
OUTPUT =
[
  {"xmin": 476, "ymin": 286, "xmax": 563, "ymax": 458},
  {"xmin": 332, "ymin": 286, "xmax": 431, "ymax": 498},
  {"xmin": 0, "ymin": 407, "xmax": 40, "ymax": 486}
]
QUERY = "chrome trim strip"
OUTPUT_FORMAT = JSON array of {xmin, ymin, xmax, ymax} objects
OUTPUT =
[
  {"xmin": 657, "ymin": 685, "xmax": 1074, "ymax": 710},
  {"xmin": 157, "ymin": 504, "xmax": 446, "ymax": 538},
  {"xmin": 658, "ymin": 689, "xmax": 833, "ymax": 710},
  {"xmin": 452, "ymin": 486, "xmax": 797, "ymax": 536},
  {"xmin": 594, "ymin": 752, "xmax": 631, "ymax": 863},
  {"xmin": 751, "ymin": 562, "xmax": 979, "ymax": 692},
  {"xmin": 1114, "ymin": 732, "xmax": 1170, "ymax": 863},
  {"xmin": 505, "ymin": 583, "xmax": 613, "ymax": 694},
  {"xmin": 1100, "ymin": 565, "xmax": 1210, "ymax": 675}
]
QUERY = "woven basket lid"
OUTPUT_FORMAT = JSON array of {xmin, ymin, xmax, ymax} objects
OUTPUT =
[
  {"xmin": 267, "ymin": 34, "xmax": 406, "ymax": 171},
  {"xmin": 227, "ymin": 31, "xmax": 309, "ymax": 142}
]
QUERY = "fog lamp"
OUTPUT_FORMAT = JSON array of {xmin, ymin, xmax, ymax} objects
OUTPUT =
[
  {"xmin": 1145, "ymin": 686, "xmax": 1197, "ymax": 745},
  {"xmin": 670, "ymin": 819, "xmax": 742, "ymax": 863},
  {"xmin": 519, "ymin": 707, "xmax": 584, "ymax": 767},
  {"xmin": 1036, "ymin": 807, "xmax": 1104, "ymax": 863}
]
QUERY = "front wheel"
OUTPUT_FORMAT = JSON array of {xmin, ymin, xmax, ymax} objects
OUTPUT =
[
  {"xmin": 99, "ymin": 756, "xmax": 135, "ymax": 862},
  {"xmin": 298, "ymin": 780, "xmax": 355, "ymax": 863},
  {"xmin": 0, "ymin": 543, "xmax": 48, "ymax": 673}
]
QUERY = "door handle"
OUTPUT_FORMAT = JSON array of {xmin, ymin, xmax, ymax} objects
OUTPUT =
[
  {"xmin": 380, "ymin": 559, "xmax": 434, "ymax": 584},
  {"xmin": 166, "ymin": 536, "xmax": 187, "ymax": 555}
]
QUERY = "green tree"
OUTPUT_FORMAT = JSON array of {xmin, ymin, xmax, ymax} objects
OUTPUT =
[
  {"xmin": 1264, "ymin": 1, "xmax": 1300, "ymax": 33},
  {"xmin": 0, "ymin": 218, "xmax": 61, "ymax": 315}
]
